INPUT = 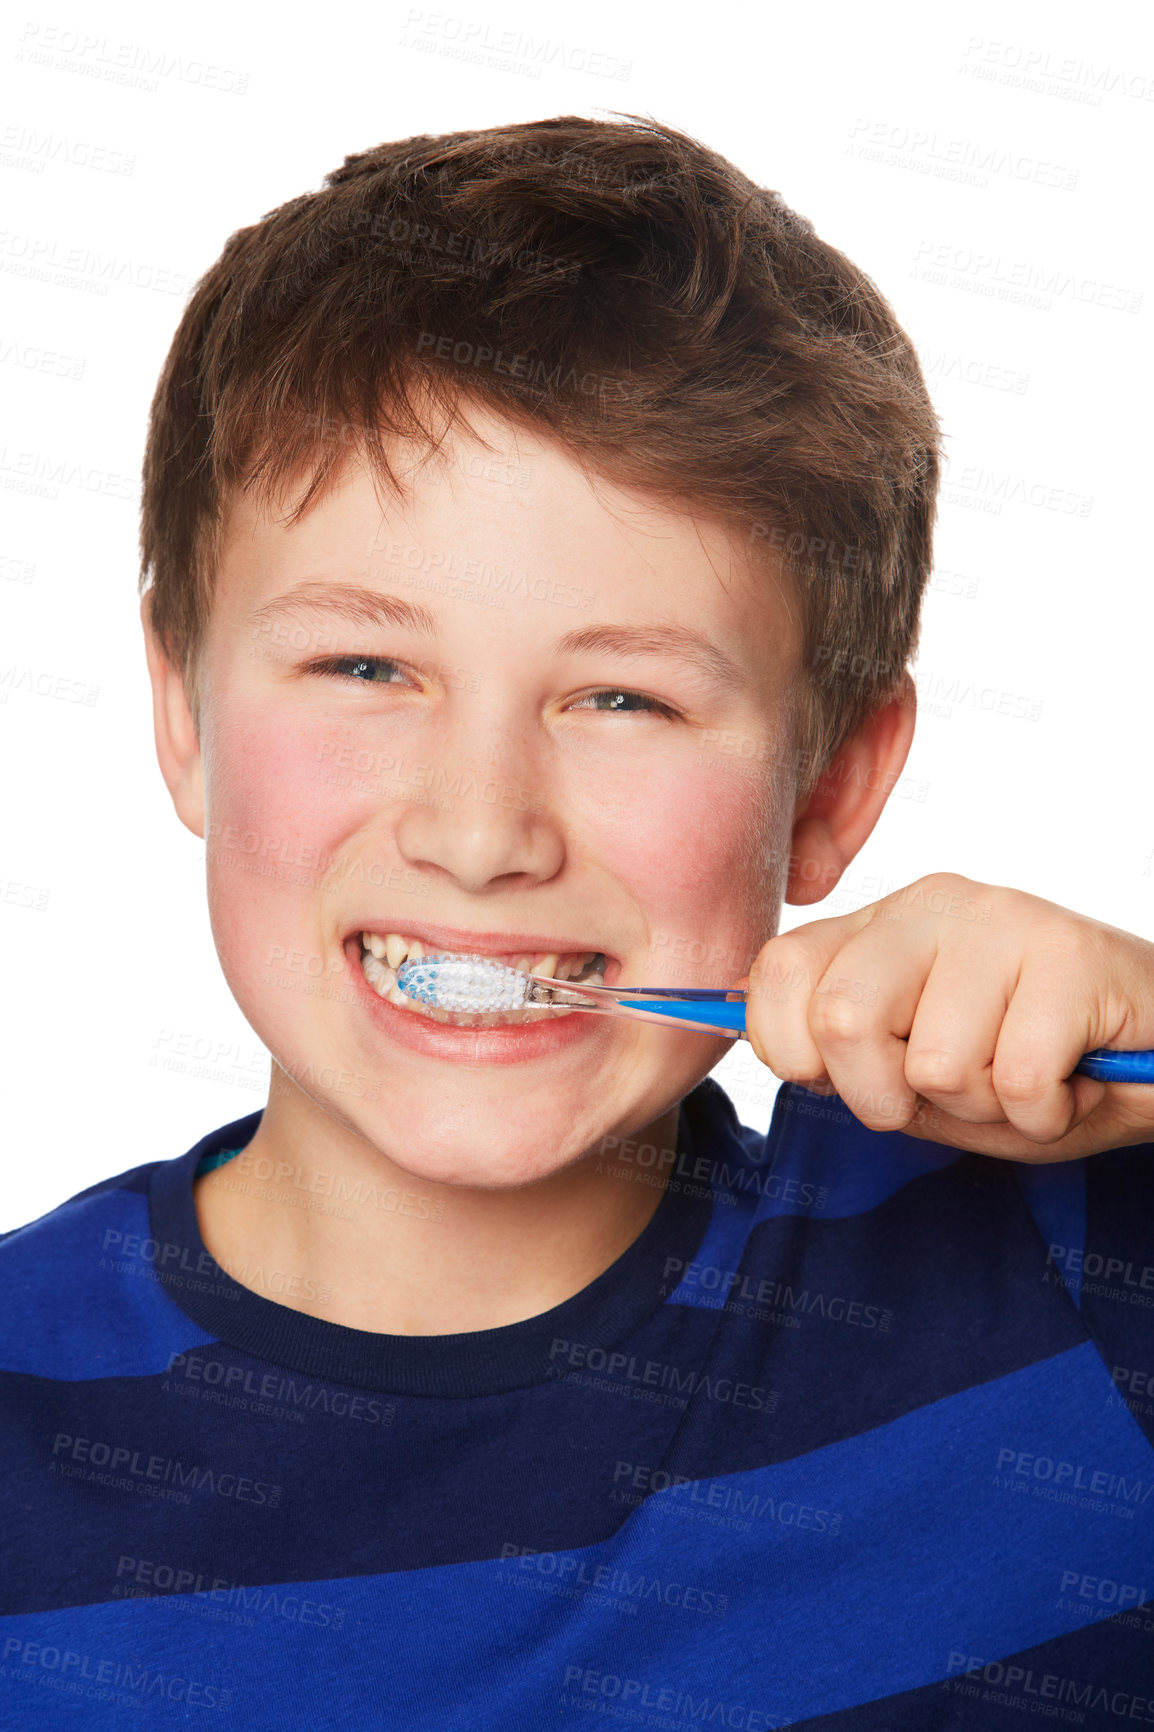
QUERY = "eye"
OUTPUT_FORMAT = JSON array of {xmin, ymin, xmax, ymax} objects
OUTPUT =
[
  {"xmin": 305, "ymin": 655, "xmax": 414, "ymax": 686},
  {"xmin": 568, "ymin": 688, "xmax": 679, "ymax": 718}
]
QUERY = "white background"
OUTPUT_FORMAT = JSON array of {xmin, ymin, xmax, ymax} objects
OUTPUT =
[{"xmin": 1, "ymin": 0, "xmax": 1151, "ymax": 1227}]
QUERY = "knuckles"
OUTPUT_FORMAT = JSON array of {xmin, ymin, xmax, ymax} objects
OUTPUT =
[
  {"xmin": 902, "ymin": 1049, "xmax": 973, "ymax": 1098},
  {"xmin": 748, "ymin": 935, "xmax": 816, "ymax": 999},
  {"xmin": 807, "ymin": 992, "xmax": 873, "ymax": 1047},
  {"xmin": 907, "ymin": 870, "xmax": 976, "ymax": 898},
  {"xmin": 880, "ymin": 869, "xmax": 978, "ymax": 915},
  {"xmin": 990, "ymin": 1062, "xmax": 1053, "ymax": 1107}
]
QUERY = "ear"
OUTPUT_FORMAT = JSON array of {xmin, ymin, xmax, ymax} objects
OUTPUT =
[
  {"xmin": 786, "ymin": 670, "xmax": 917, "ymax": 905},
  {"xmin": 141, "ymin": 593, "xmax": 204, "ymax": 839}
]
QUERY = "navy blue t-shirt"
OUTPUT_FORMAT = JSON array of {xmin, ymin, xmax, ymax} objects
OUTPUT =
[{"xmin": 2, "ymin": 1077, "xmax": 1153, "ymax": 1727}]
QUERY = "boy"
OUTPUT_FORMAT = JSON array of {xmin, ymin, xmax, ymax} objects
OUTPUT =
[{"xmin": 3, "ymin": 114, "xmax": 1153, "ymax": 1727}]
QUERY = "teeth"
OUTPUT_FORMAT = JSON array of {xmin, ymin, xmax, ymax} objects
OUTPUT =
[
  {"xmin": 358, "ymin": 933, "xmax": 605, "ymax": 1027},
  {"xmin": 361, "ymin": 933, "xmax": 594, "ymax": 976},
  {"xmin": 362, "ymin": 951, "xmax": 388, "ymax": 984},
  {"xmin": 509, "ymin": 952, "xmax": 566, "ymax": 978}
]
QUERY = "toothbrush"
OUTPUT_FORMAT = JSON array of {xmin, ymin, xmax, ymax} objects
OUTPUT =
[{"xmin": 394, "ymin": 953, "xmax": 1154, "ymax": 1084}]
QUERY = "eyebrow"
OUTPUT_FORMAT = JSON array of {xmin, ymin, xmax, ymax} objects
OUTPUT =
[
  {"xmin": 556, "ymin": 623, "xmax": 744, "ymax": 686},
  {"xmin": 247, "ymin": 581, "xmax": 440, "ymax": 638},
  {"xmin": 249, "ymin": 582, "xmax": 743, "ymax": 684}
]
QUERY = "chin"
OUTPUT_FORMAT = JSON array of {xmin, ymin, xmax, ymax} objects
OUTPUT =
[
  {"xmin": 367, "ymin": 1111, "xmax": 587, "ymax": 1191},
  {"xmin": 272, "ymin": 1074, "xmax": 595, "ymax": 1190}
]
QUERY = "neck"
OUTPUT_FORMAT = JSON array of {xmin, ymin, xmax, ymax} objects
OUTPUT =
[{"xmin": 193, "ymin": 1085, "xmax": 679, "ymax": 1336}]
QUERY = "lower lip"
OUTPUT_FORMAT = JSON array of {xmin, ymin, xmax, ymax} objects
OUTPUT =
[{"xmin": 344, "ymin": 938, "xmax": 610, "ymax": 1065}]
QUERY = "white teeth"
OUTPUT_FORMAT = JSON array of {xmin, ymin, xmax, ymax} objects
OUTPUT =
[
  {"xmin": 385, "ymin": 984, "xmax": 410, "ymax": 1008},
  {"xmin": 362, "ymin": 933, "xmax": 597, "ymax": 979}
]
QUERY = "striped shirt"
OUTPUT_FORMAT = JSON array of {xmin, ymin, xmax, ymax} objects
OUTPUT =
[{"xmin": 3, "ymin": 1077, "xmax": 1153, "ymax": 1727}]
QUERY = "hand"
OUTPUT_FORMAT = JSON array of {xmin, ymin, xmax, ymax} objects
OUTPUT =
[{"xmin": 743, "ymin": 873, "xmax": 1154, "ymax": 1160}]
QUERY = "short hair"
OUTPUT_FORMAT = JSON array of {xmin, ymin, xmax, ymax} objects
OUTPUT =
[{"xmin": 140, "ymin": 112, "xmax": 939, "ymax": 792}]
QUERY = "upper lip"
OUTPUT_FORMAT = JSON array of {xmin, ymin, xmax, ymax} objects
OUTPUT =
[{"xmin": 346, "ymin": 919, "xmax": 613, "ymax": 960}]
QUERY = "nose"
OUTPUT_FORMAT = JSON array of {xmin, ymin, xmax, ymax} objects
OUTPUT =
[{"xmin": 393, "ymin": 734, "xmax": 564, "ymax": 895}]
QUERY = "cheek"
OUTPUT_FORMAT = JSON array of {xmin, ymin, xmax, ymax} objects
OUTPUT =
[
  {"xmin": 201, "ymin": 706, "xmax": 362, "ymax": 958},
  {"xmin": 577, "ymin": 750, "xmax": 789, "ymax": 942},
  {"xmin": 209, "ymin": 709, "xmax": 343, "ymax": 852}
]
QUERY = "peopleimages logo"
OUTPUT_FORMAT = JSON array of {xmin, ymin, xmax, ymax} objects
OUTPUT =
[
  {"xmin": 165, "ymin": 1353, "xmax": 394, "ymax": 1426},
  {"xmin": 547, "ymin": 1338, "xmax": 774, "ymax": 1412},
  {"xmin": 1058, "ymin": 1568, "xmax": 1152, "ymax": 1613},
  {"xmin": 995, "ymin": 1446, "xmax": 1154, "ymax": 1506},
  {"xmin": 663, "ymin": 1257, "xmax": 893, "ymax": 1331},
  {"xmin": 1046, "ymin": 1241, "xmax": 1154, "ymax": 1308},
  {"xmin": 1, "ymin": 1638, "xmax": 230, "ymax": 1711},
  {"xmin": 50, "ymin": 1434, "xmax": 281, "ymax": 1507},
  {"xmin": 945, "ymin": 1649, "xmax": 1154, "ymax": 1721},
  {"xmin": 612, "ymin": 1460, "xmax": 844, "ymax": 1535},
  {"xmin": 115, "ymin": 1556, "xmax": 347, "ymax": 1628},
  {"xmin": 499, "ymin": 1545, "xmax": 729, "ymax": 1617},
  {"xmin": 559, "ymin": 1666, "xmax": 792, "ymax": 1729},
  {"xmin": 597, "ymin": 1129, "xmax": 829, "ymax": 1210}
]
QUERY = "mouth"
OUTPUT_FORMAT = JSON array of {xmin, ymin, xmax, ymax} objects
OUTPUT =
[{"xmin": 356, "ymin": 931, "xmax": 608, "ymax": 1028}]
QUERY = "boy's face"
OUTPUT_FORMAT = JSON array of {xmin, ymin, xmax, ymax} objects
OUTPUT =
[{"xmin": 155, "ymin": 405, "xmax": 806, "ymax": 1188}]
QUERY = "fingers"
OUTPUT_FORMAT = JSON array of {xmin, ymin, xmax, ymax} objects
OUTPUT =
[
  {"xmin": 986, "ymin": 940, "xmax": 1106, "ymax": 1143},
  {"xmin": 748, "ymin": 908, "xmax": 925, "ymax": 1123},
  {"xmin": 804, "ymin": 943, "xmax": 919, "ymax": 1130},
  {"xmin": 898, "ymin": 1076, "xmax": 1108, "ymax": 1162},
  {"xmin": 745, "ymin": 910, "xmax": 871, "ymax": 1089},
  {"xmin": 793, "ymin": 913, "xmax": 1003, "ymax": 1132},
  {"xmin": 745, "ymin": 883, "xmax": 1117, "ymax": 1144},
  {"xmin": 900, "ymin": 946, "xmax": 1012, "ymax": 1126}
]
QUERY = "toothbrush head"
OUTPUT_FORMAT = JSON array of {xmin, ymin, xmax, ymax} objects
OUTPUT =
[{"xmin": 395, "ymin": 953, "xmax": 534, "ymax": 1014}]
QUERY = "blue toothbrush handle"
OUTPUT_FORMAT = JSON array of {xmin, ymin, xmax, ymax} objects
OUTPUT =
[
  {"xmin": 618, "ymin": 997, "xmax": 749, "ymax": 1031},
  {"xmin": 1074, "ymin": 1048, "xmax": 1154, "ymax": 1084},
  {"xmin": 624, "ymin": 997, "xmax": 1154, "ymax": 1081}
]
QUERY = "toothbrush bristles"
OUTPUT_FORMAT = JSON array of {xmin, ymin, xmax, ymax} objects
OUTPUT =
[{"xmin": 395, "ymin": 953, "xmax": 535, "ymax": 1014}]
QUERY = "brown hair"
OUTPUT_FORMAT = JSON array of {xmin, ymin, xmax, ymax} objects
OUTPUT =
[{"xmin": 140, "ymin": 112, "xmax": 939, "ymax": 791}]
